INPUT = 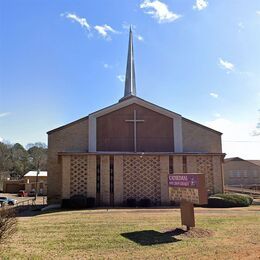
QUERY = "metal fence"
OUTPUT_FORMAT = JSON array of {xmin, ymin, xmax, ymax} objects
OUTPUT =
[
  {"xmin": 224, "ymin": 185, "xmax": 260, "ymax": 198},
  {"xmin": 0, "ymin": 197, "xmax": 47, "ymax": 213}
]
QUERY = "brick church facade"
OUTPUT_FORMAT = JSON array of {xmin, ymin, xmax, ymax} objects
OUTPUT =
[{"xmin": 47, "ymin": 29, "xmax": 224, "ymax": 205}]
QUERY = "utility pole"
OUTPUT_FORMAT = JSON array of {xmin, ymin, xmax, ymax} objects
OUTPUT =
[{"xmin": 35, "ymin": 161, "xmax": 40, "ymax": 201}]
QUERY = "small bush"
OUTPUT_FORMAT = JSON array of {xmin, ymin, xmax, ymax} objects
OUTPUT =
[
  {"xmin": 86, "ymin": 197, "xmax": 95, "ymax": 208},
  {"xmin": 208, "ymin": 193, "xmax": 252, "ymax": 208},
  {"xmin": 238, "ymin": 194, "xmax": 253, "ymax": 205},
  {"xmin": 138, "ymin": 198, "xmax": 151, "ymax": 207},
  {"xmin": 0, "ymin": 208, "xmax": 17, "ymax": 243},
  {"xmin": 126, "ymin": 198, "xmax": 137, "ymax": 207},
  {"xmin": 70, "ymin": 195, "xmax": 88, "ymax": 209},
  {"xmin": 62, "ymin": 196, "xmax": 95, "ymax": 209},
  {"xmin": 213, "ymin": 193, "xmax": 253, "ymax": 205},
  {"xmin": 61, "ymin": 199, "xmax": 71, "ymax": 209}
]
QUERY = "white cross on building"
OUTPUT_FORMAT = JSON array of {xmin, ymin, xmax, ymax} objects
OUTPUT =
[{"xmin": 125, "ymin": 109, "xmax": 144, "ymax": 152}]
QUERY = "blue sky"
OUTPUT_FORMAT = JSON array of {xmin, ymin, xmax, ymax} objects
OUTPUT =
[{"xmin": 0, "ymin": 0, "xmax": 260, "ymax": 158}]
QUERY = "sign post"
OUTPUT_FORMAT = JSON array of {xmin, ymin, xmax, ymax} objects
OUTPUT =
[{"xmin": 168, "ymin": 173, "xmax": 208, "ymax": 230}]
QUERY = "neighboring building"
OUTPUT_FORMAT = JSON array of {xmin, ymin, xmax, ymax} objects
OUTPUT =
[
  {"xmin": 3, "ymin": 180, "xmax": 24, "ymax": 193},
  {"xmin": 47, "ymin": 29, "xmax": 225, "ymax": 206},
  {"xmin": 3, "ymin": 171, "xmax": 48, "ymax": 195},
  {"xmin": 24, "ymin": 171, "xmax": 48, "ymax": 195},
  {"xmin": 0, "ymin": 172, "xmax": 11, "ymax": 191},
  {"xmin": 224, "ymin": 157, "xmax": 260, "ymax": 187}
]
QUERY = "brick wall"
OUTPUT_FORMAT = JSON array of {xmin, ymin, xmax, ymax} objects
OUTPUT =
[
  {"xmin": 48, "ymin": 118, "xmax": 89, "ymax": 203},
  {"xmin": 58, "ymin": 153, "xmax": 223, "ymax": 206},
  {"xmin": 224, "ymin": 160, "xmax": 260, "ymax": 186},
  {"xmin": 182, "ymin": 119, "xmax": 222, "ymax": 153}
]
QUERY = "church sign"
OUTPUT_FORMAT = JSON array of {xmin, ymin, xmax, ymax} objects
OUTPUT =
[
  {"xmin": 168, "ymin": 173, "xmax": 208, "ymax": 229},
  {"xmin": 169, "ymin": 174, "xmax": 198, "ymax": 188}
]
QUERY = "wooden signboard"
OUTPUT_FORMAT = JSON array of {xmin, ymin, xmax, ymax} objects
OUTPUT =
[{"xmin": 168, "ymin": 173, "xmax": 208, "ymax": 229}]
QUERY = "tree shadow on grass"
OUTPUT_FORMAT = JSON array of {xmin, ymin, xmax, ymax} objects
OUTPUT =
[{"xmin": 121, "ymin": 229, "xmax": 185, "ymax": 246}]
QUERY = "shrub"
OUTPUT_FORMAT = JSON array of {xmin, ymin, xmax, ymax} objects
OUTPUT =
[
  {"xmin": 86, "ymin": 197, "xmax": 95, "ymax": 208},
  {"xmin": 61, "ymin": 199, "xmax": 71, "ymax": 209},
  {"xmin": 70, "ymin": 195, "xmax": 88, "ymax": 209},
  {"xmin": 208, "ymin": 193, "xmax": 252, "ymax": 208},
  {"xmin": 138, "ymin": 198, "xmax": 151, "ymax": 207},
  {"xmin": 238, "ymin": 194, "xmax": 253, "ymax": 205},
  {"xmin": 0, "ymin": 208, "xmax": 17, "ymax": 243},
  {"xmin": 126, "ymin": 198, "xmax": 137, "ymax": 207},
  {"xmin": 213, "ymin": 193, "xmax": 253, "ymax": 205},
  {"xmin": 62, "ymin": 196, "xmax": 95, "ymax": 209}
]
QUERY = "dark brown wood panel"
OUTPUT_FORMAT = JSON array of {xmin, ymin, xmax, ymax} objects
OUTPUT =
[{"xmin": 97, "ymin": 104, "xmax": 174, "ymax": 152}]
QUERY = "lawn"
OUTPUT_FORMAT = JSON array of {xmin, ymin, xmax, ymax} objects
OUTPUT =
[{"xmin": 1, "ymin": 206, "xmax": 260, "ymax": 259}]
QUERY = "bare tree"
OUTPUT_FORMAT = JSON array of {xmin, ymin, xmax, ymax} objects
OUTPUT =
[{"xmin": 0, "ymin": 208, "xmax": 17, "ymax": 243}]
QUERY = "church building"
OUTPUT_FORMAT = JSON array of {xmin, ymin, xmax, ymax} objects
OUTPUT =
[{"xmin": 47, "ymin": 29, "xmax": 225, "ymax": 206}]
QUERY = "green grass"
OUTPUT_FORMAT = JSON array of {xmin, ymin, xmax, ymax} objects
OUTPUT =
[{"xmin": 1, "ymin": 207, "xmax": 260, "ymax": 259}]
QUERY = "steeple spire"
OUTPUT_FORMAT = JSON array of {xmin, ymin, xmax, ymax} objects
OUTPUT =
[{"xmin": 121, "ymin": 27, "xmax": 136, "ymax": 101}]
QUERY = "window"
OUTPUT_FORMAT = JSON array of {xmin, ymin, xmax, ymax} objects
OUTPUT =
[
  {"xmin": 109, "ymin": 156, "xmax": 114, "ymax": 194},
  {"xmin": 96, "ymin": 156, "xmax": 101, "ymax": 194},
  {"xmin": 183, "ymin": 156, "xmax": 187, "ymax": 173},
  {"xmin": 230, "ymin": 171, "xmax": 235, "ymax": 178},
  {"xmin": 169, "ymin": 156, "xmax": 173, "ymax": 174},
  {"xmin": 235, "ymin": 171, "xmax": 241, "ymax": 178}
]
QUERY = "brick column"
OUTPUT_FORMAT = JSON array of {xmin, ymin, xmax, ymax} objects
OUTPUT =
[
  {"xmin": 186, "ymin": 156, "xmax": 197, "ymax": 173},
  {"xmin": 173, "ymin": 156, "xmax": 183, "ymax": 173},
  {"xmin": 212, "ymin": 155, "xmax": 224, "ymax": 193},
  {"xmin": 160, "ymin": 156, "xmax": 169, "ymax": 205},
  {"xmin": 101, "ymin": 155, "xmax": 110, "ymax": 206},
  {"xmin": 114, "ymin": 155, "xmax": 123, "ymax": 206},
  {"xmin": 87, "ymin": 155, "xmax": 96, "ymax": 198},
  {"xmin": 61, "ymin": 156, "xmax": 71, "ymax": 199}
]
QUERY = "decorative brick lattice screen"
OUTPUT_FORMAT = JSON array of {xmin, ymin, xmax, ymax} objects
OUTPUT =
[
  {"xmin": 196, "ymin": 156, "xmax": 214, "ymax": 193},
  {"xmin": 70, "ymin": 156, "xmax": 88, "ymax": 196},
  {"xmin": 123, "ymin": 156, "xmax": 161, "ymax": 204}
]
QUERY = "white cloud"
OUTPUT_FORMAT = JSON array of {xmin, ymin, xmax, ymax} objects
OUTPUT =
[
  {"xmin": 210, "ymin": 92, "xmax": 219, "ymax": 98},
  {"xmin": 0, "ymin": 112, "xmax": 11, "ymax": 118},
  {"xmin": 214, "ymin": 113, "xmax": 221, "ymax": 118},
  {"xmin": 193, "ymin": 0, "xmax": 208, "ymax": 11},
  {"xmin": 117, "ymin": 75, "xmax": 125, "ymax": 82},
  {"xmin": 103, "ymin": 63, "xmax": 113, "ymax": 69},
  {"xmin": 62, "ymin": 13, "xmax": 119, "ymax": 40},
  {"xmin": 256, "ymin": 11, "xmax": 260, "ymax": 15},
  {"xmin": 62, "ymin": 13, "xmax": 90, "ymax": 30},
  {"xmin": 136, "ymin": 35, "xmax": 144, "ymax": 41},
  {"xmin": 94, "ymin": 24, "xmax": 118, "ymax": 39},
  {"xmin": 205, "ymin": 117, "xmax": 260, "ymax": 159},
  {"xmin": 218, "ymin": 58, "xmax": 235, "ymax": 73},
  {"xmin": 0, "ymin": 137, "xmax": 3, "ymax": 142},
  {"xmin": 238, "ymin": 22, "xmax": 245, "ymax": 31},
  {"xmin": 140, "ymin": 0, "xmax": 181, "ymax": 23}
]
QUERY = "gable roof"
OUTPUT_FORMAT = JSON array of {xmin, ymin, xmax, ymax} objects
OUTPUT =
[
  {"xmin": 90, "ymin": 96, "xmax": 181, "ymax": 119},
  {"xmin": 47, "ymin": 116, "xmax": 89, "ymax": 135},
  {"xmin": 248, "ymin": 160, "xmax": 260, "ymax": 167},
  {"xmin": 24, "ymin": 171, "xmax": 47, "ymax": 177},
  {"xmin": 225, "ymin": 157, "xmax": 260, "ymax": 168},
  {"xmin": 224, "ymin": 157, "xmax": 244, "ymax": 163},
  {"xmin": 47, "ymin": 96, "xmax": 222, "ymax": 135}
]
